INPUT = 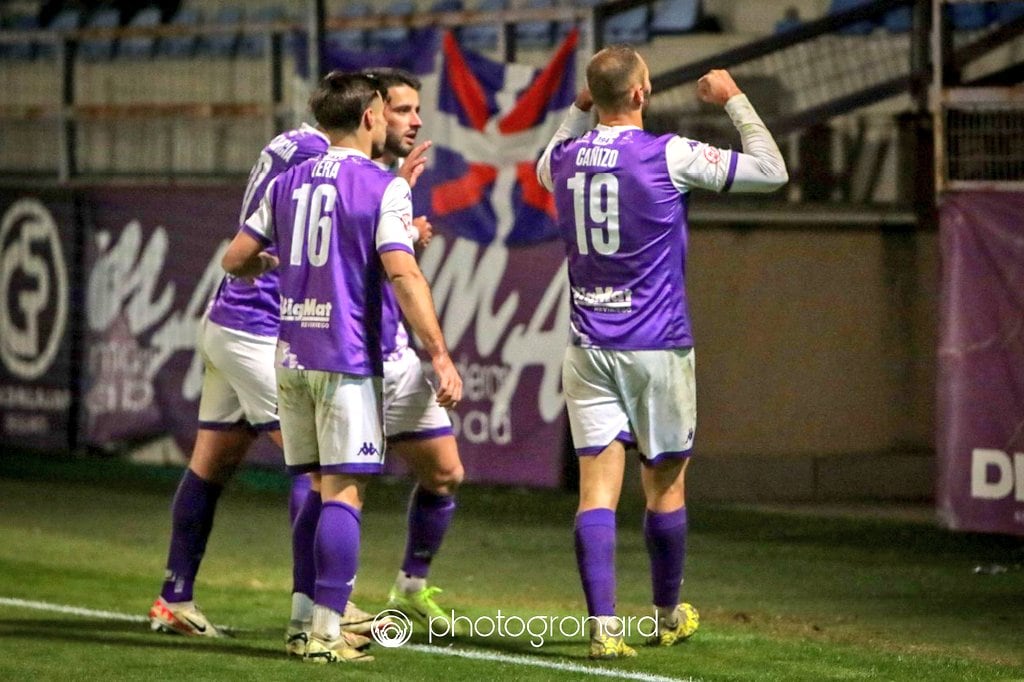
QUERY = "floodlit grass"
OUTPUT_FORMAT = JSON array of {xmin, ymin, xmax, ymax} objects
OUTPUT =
[{"xmin": 0, "ymin": 453, "xmax": 1022, "ymax": 681}]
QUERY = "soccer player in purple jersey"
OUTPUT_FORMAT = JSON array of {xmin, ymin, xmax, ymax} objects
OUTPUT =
[
  {"xmin": 362, "ymin": 67, "xmax": 467, "ymax": 633},
  {"xmin": 537, "ymin": 47, "xmax": 787, "ymax": 659},
  {"xmin": 147, "ymin": 123, "xmax": 330, "ymax": 639},
  {"xmin": 223, "ymin": 72, "xmax": 462, "ymax": 664}
]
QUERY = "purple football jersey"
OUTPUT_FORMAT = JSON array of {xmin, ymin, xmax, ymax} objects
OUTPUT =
[
  {"xmin": 207, "ymin": 124, "xmax": 329, "ymax": 337},
  {"xmin": 244, "ymin": 148, "xmax": 415, "ymax": 376},
  {"xmin": 549, "ymin": 128, "xmax": 692, "ymax": 350}
]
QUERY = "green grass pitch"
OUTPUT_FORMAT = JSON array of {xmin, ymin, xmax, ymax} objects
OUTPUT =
[{"xmin": 0, "ymin": 453, "xmax": 1022, "ymax": 681}]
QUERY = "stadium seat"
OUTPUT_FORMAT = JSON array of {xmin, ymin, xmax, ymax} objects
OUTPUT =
[
  {"xmin": 828, "ymin": 0, "xmax": 876, "ymax": 36},
  {"xmin": 883, "ymin": 6, "xmax": 911, "ymax": 33},
  {"xmin": 948, "ymin": 2, "xmax": 992, "ymax": 30},
  {"xmin": 328, "ymin": 2, "xmax": 371, "ymax": 53},
  {"xmin": 994, "ymin": 1, "xmax": 1024, "ymax": 24},
  {"xmin": 157, "ymin": 7, "xmax": 200, "ymax": 58},
  {"xmin": 196, "ymin": 6, "xmax": 242, "ymax": 58},
  {"xmin": 460, "ymin": 0, "xmax": 504, "ymax": 52},
  {"xmin": 774, "ymin": 8, "xmax": 802, "ymax": 34},
  {"xmin": 430, "ymin": 0, "xmax": 464, "ymax": 13},
  {"xmin": 650, "ymin": 0, "xmax": 700, "ymax": 35},
  {"xmin": 79, "ymin": 8, "xmax": 120, "ymax": 61},
  {"xmin": 368, "ymin": 0, "xmax": 415, "ymax": 52},
  {"xmin": 119, "ymin": 6, "xmax": 162, "ymax": 59},
  {"xmin": 0, "ymin": 15, "xmax": 39, "ymax": 60},
  {"xmin": 238, "ymin": 5, "xmax": 286, "ymax": 58},
  {"xmin": 516, "ymin": 0, "xmax": 554, "ymax": 49},
  {"xmin": 37, "ymin": 8, "xmax": 82, "ymax": 59},
  {"xmin": 603, "ymin": 5, "xmax": 649, "ymax": 45}
]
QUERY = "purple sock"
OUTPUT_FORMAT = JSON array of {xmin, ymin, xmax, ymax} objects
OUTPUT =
[
  {"xmin": 574, "ymin": 508, "xmax": 617, "ymax": 617},
  {"xmin": 401, "ymin": 486, "xmax": 456, "ymax": 578},
  {"xmin": 314, "ymin": 501, "xmax": 361, "ymax": 613},
  {"xmin": 289, "ymin": 474, "xmax": 312, "ymax": 526},
  {"xmin": 291, "ymin": 481, "xmax": 321, "ymax": 599},
  {"xmin": 644, "ymin": 507, "xmax": 688, "ymax": 609},
  {"xmin": 160, "ymin": 469, "xmax": 223, "ymax": 603}
]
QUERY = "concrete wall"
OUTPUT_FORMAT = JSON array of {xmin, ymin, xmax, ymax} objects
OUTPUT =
[{"xmin": 660, "ymin": 222, "xmax": 939, "ymax": 502}]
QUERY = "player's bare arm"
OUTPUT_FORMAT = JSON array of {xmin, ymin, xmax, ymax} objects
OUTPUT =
[
  {"xmin": 380, "ymin": 249, "xmax": 463, "ymax": 408},
  {"xmin": 222, "ymin": 232, "xmax": 278, "ymax": 280}
]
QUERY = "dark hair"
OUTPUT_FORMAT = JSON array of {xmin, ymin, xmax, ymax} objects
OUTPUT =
[
  {"xmin": 586, "ymin": 45, "xmax": 644, "ymax": 114},
  {"xmin": 359, "ymin": 67, "xmax": 421, "ymax": 99},
  {"xmin": 308, "ymin": 71, "xmax": 385, "ymax": 132}
]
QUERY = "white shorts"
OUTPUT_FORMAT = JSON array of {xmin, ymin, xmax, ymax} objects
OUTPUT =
[
  {"xmin": 196, "ymin": 317, "xmax": 279, "ymax": 432},
  {"xmin": 562, "ymin": 346, "xmax": 696, "ymax": 466},
  {"xmin": 276, "ymin": 365, "xmax": 385, "ymax": 476},
  {"xmin": 383, "ymin": 347, "xmax": 453, "ymax": 443}
]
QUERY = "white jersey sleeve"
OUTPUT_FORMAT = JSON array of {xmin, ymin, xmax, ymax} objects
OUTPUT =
[
  {"xmin": 667, "ymin": 93, "xmax": 788, "ymax": 194},
  {"xmin": 376, "ymin": 176, "xmax": 415, "ymax": 254},
  {"xmin": 536, "ymin": 104, "xmax": 593, "ymax": 191}
]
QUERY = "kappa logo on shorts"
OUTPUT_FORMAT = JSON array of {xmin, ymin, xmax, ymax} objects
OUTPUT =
[{"xmin": 357, "ymin": 442, "xmax": 379, "ymax": 457}]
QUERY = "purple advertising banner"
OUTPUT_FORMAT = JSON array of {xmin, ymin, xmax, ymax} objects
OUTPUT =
[
  {"xmin": 0, "ymin": 190, "xmax": 77, "ymax": 450},
  {"xmin": 80, "ymin": 187, "xmax": 239, "ymax": 451},
  {"xmin": 937, "ymin": 191, "xmax": 1024, "ymax": 536},
  {"xmin": 78, "ymin": 186, "xmax": 568, "ymax": 487}
]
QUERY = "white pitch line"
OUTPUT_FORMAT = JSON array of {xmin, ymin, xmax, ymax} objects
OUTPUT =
[
  {"xmin": 0, "ymin": 596, "xmax": 698, "ymax": 682},
  {"xmin": 405, "ymin": 644, "xmax": 697, "ymax": 682}
]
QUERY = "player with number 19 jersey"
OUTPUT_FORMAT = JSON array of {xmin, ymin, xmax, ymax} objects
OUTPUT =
[{"xmin": 548, "ymin": 129, "xmax": 700, "ymax": 351}]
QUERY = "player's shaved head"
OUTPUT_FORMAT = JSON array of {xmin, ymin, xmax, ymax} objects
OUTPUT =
[
  {"xmin": 587, "ymin": 46, "xmax": 647, "ymax": 114},
  {"xmin": 309, "ymin": 71, "xmax": 386, "ymax": 133}
]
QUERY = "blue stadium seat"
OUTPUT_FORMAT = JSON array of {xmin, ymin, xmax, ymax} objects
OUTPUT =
[
  {"xmin": 79, "ymin": 7, "xmax": 120, "ymax": 61},
  {"xmin": 328, "ymin": 2, "xmax": 371, "ymax": 53},
  {"xmin": 828, "ymin": 0, "xmax": 876, "ymax": 36},
  {"xmin": 0, "ymin": 14, "xmax": 39, "ymax": 60},
  {"xmin": 994, "ymin": 1, "xmax": 1024, "ymax": 24},
  {"xmin": 368, "ymin": 0, "xmax": 415, "ymax": 52},
  {"xmin": 883, "ymin": 6, "xmax": 911, "ymax": 33},
  {"xmin": 604, "ymin": 5, "xmax": 649, "ymax": 45},
  {"xmin": 238, "ymin": 5, "xmax": 286, "ymax": 58},
  {"xmin": 37, "ymin": 8, "xmax": 82, "ymax": 58},
  {"xmin": 119, "ymin": 6, "xmax": 162, "ymax": 59},
  {"xmin": 157, "ymin": 7, "xmax": 200, "ymax": 58},
  {"xmin": 774, "ymin": 10, "xmax": 802, "ymax": 34},
  {"xmin": 650, "ymin": 0, "xmax": 700, "ymax": 35},
  {"xmin": 949, "ymin": 2, "xmax": 992, "ymax": 30},
  {"xmin": 516, "ymin": 0, "xmax": 554, "ymax": 49},
  {"xmin": 430, "ymin": 0, "xmax": 464, "ymax": 13},
  {"xmin": 460, "ymin": 0, "xmax": 504, "ymax": 51},
  {"xmin": 196, "ymin": 6, "xmax": 242, "ymax": 57}
]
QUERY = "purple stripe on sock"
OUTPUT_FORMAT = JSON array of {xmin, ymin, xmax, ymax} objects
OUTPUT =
[
  {"xmin": 292, "ymin": 479, "xmax": 321, "ymax": 599},
  {"xmin": 723, "ymin": 150, "xmax": 739, "ymax": 192},
  {"xmin": 644, "ymin": 507, "xmax": 687, "ymax": 609},
  {"xmin": 641, "ymin": 448, "xmax": 693, "ymax": 467},
  {"xmin": 387, "ymin": 426, "xmax": 454, "ymax": 444},
  {"xmin": 314, "ymin": 501, "xmax": 361, "ymax": 613},
  {"xmin": 401, "ymin": 486, "xmax": 456, "ymax": 578},
  {"xmin": 160, "ymin": 469, "xmax": 223, "ymax": 603},
  {"xmin": 574, "ymin": 508, "xmax": 617, "ymax": 617}
]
